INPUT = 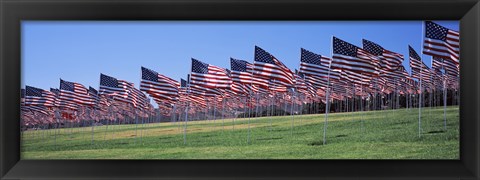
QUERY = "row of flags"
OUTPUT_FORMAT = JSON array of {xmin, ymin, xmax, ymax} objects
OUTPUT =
[{"xmin": 21, "ymin": 21, "xmax": 460, "ymax": 127}]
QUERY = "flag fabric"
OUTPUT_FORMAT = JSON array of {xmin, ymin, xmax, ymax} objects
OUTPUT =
[
  {"xmin": 230, "ymin": 58, "xmax": 269, "ymax": 89},
  {"xmin": 423, "ymin": 21, "xmax": 460, "ymax": 64},
  {"xmin": 25, "ymin": 85, "xmax": 56, "ymax": 107},
  {"xmin": 432, "ymin": 56, "xmax": 445, "ymax": 74},
  {"xmin": 59, "ymin": 79, "xmax": 95, "ymax": 107},
  {"xmin": 409, "ymin": 46, "xmax": 429, "ymax": 80},
  {"xmin": 231, "ymin": 82, "xmax": 249, "ymax": 95},
  {"xmin": 442, "ymin": 57, "xmax": 459, "ymax": 77},
  {"xmin": 362, "ymin": 39, "xmax": 404, "ymax": 72},
  {"xmin": 99, "ymin": 73, "xmax": 129, "ymax": 99},
  {"xmin": 88, "ymin": 87, "xmax": 100, "ymax": 105},
  {"xmin": 294, "ymin": 71, "xmax": 307, "ymax": 91},
  {"xmin": 190, "ymin": 58, "xmax": 232, "ymax": 89},
  {"xmin": 49, "ymin": 88, "xmax": 61, "ymax": 107},
  {"xmin": 189, "ymin": 80, "xmax": 223, "ymax": 97},
  {"xmin": 253, "ymin": 46, "xmax": 294, "ymax": 87},
  {"xmin": 24, "ymin": 86, "xmax": 55, "ymax": 116},
  {"xmin": 299, "ymin": 48, "xmax": 338, "ymax": 79},
  {"xmin": 140, "ymin": 67, "xmax": 180, "ymax": 104},
  {"xmin": 268, "ymin": 79, "xmax": 288, "ymax": 92},
  {"xmin": 124, "ymin": 82, "xmax": 148, "ymax": 109},
  {"xmin": 331, "ymin": 37, "xmax": 379, "ymax": 75},
  {"xmin": 341, "ymin": 70, "xmax": 372, "ymax": 86}
]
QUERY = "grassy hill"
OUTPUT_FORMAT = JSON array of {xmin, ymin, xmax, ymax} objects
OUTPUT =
[{"xmin": 21, "ymin": 106, "xmax": 459, "ymax": 159}]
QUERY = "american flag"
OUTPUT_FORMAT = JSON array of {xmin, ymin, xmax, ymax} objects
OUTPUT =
[
  {"xmin": 50, "ymin": 88, "xmax": 60, "ymax": 107},
  {"xmin": 304, "ymin": 74, "xmax": 329, "ymax": 90},
  {"xmin": 90, "ymin": 87, "xmax": 109, "ymax": 110},
  {"xmin": 231, "ymin": 81, "xmax": 249, "ymax": 95},
  {"xmin": 294, "ymin": 71, "xmax": 307, "ymax": 91},
  {"xmin": 88, "ymin": 87, "xmax": 100, "ymax": 102},
  {"xmin": 362, "ymin": 39, "xmax": 404, "ymax": 72},
  {"xmin": 181, "ymin": 78, "xmax": 188, "ymax": 89},
  {"xmin": 22, "ymin": 104, "xmax": 50, "ymax": 116},
  {"xmin": 268, "ymin": 79, "xmax": 288, "ymax": 92},
  {"xmin": 50, "ymin": 88, "xmax": 60, "ymax": 96},
  {"xmin": 99, "ymin": 73, "xmax": 129, "ymax": 101},
  {"xmin": 331, "ymin": 37, "xmax": 379, "ymax": 75},
  {"xmin": 189, "ymin": 84, "xmax": 222, "ymax": 97},
  {"xmin": 304, "ymin": 79, "xmax": 318, "ymax": 98},
  {"xmin": 140, "ymin": 67, "xmax": 180, "ymax": 104},
  {"xmin": 230, "ymin": 58, "xmax": 269, "ymax": 89},
  {"xmin": 190, "ymin": 58, "xmax": 232, "ymax": 89},
  {"xmin": 253, "ymin": 46, "xmax": 294, "ymax": 87},
  {"xmin": 299, "ymin": 48, "xmax": 337, "ymax": 79},
  {"xmin": 179, "ymin": 77, "xmax": 208, "ymax": 107},
  {"xmin": 442, "ymin": 57, "xmax": 459, "ymax": 77},
  {"xmin": 423, "ymin": 21, "xmax": 460, "ymax": 64},
  {"xmin": 432, "ymin": 57, "xmax": 443, "ymax": 70},
  {"xmin": 409, "ymin": 46, "xmax": 430, "ymax": 80},
  {"xmin": 25, "ymin": 85, "xmax": 56, "ymax": 107},
  {"xmin": 59, "ymin": 79, "xmax": 95, "ymax": 107},
  {"xmin": 341, "ymin": 70, "xmax": 372, "ymax": 86},
  {"xmin": 124, "ymin": 82, "xmax": 149, "ymax": 109}
]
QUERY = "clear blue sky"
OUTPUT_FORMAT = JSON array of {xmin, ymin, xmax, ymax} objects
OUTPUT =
[{"xmin": 22, "ymin": 21, "xmax": 458, "ymax": 101}]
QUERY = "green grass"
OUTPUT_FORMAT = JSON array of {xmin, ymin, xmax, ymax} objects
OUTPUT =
[{"xmin": 21, "ymin": 106, "xmax": 459, "ymax": 159}]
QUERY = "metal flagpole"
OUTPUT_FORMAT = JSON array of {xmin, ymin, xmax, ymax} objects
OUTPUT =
[
  {"xmin": 89, "ymin": 110, "xmax": 95, "ymax": 145},
  {"xmin": 442, "ymin": 59, "xmax": 447, "ymax": 130},
  {"xmin": 361, "ymin": 82, "xmax": 364, "ymax": 132},
  {"xmin": 222, "ymin": 97, "xmax": 225, "ymax": 132},
  {"xmin": 323, "ymin": 36, "xmax": 333, "ymax": 145},
  {"xmin": 290, "ymin": 88, "xmax": 295, "ymax": 137},
  {"xmin": 419, "ymin": 21, "xmax": 425, "ymax": 138},
  {"xmin": 247, "ymin": 92, "xmax": 252, "ymax": 144},
  {"xmin": 269, "ymin": 93, "xmax": 273, "ymax": 133},
  {"xmin": 429, "ymin": 59, "xmax": 433, "ymax": 118},
  {"xmin": 140, "ymin": 110, "xmax": 145, "ymax": 145},
  {"xmin": 184, "ymin": 103, "xmax": 189, "ymax": 145},
  {"xmin": 183, "ymin": 77, "xmax": 190, "ymax": 145},
  {"xmin": 54, "ymin": 110, "xmax": 61, "ymax": 149},
  {"xmin": 134, "ymin": 106, "xmax": 139, "ymax": 145},
  {"xmin": 444, "ymin": 74, "xmax": 447, "ymax": 130},
  {"xmin": 104, "ymin": 107, "xmax": 111, "ymax": 142},
  {"xmin": 213, "ymin": 96, "xmax": 217, "ymax": 130}
]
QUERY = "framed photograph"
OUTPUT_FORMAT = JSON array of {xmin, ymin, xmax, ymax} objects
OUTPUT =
[{"xmin": 1, "ymin": 0, "xmax": 479, "ymax": 179}]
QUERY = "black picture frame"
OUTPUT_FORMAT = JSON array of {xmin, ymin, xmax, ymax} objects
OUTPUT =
[{"xmin": 1, "ymin": 0, "xmax": 479, "ymax": 179}]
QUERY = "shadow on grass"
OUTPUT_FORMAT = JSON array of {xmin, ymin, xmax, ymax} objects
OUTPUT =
[
  {"xmin": 427, "ymin": 130, "xmax": 445, "ymax": 134},
  {"xmin": 308, "ymin": 141, "xmax": 325, "ymax": 146},
  {"xmin": 256, "ymin": 137, "xmax": 283, "ymax": 141}
]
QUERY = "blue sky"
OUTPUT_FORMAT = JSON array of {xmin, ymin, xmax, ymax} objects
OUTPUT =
[{"xmin": 22, "ymin": 21, "xmax": 458, "ymax": 100}]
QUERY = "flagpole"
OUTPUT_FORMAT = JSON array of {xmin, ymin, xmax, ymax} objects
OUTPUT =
[
  {"xmin": 183, "ymin": 73, "xmax": 191, "ymax": 145},
  {"xmin": 419, "ymin": 21, "xmax": 425, "ymax": 138},
  {"xmin": 361, "ymin": 81, "xmax": 364, "ymax": 133},
  {"xmin": 323, "ymin": 36, "xmax": 334, "ymax": 145},
  {"xmin": 290, "ymin": 88, "xmax": 295, "ymax": 137},
  {"xmin": 442, "ymin": 59, "xmax": 447, "ymax": 130},
  {"xmin": 247, "ymin": 92, "xmax": 252, "ymax": 144}
]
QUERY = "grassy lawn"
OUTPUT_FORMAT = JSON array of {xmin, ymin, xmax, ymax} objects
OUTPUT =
[{"xmin": 21, "ymin": 106, "xmax": 459, "ymax": 159}]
